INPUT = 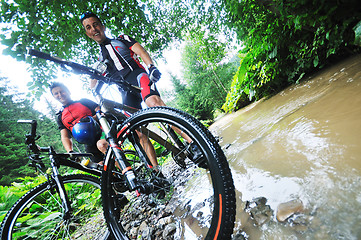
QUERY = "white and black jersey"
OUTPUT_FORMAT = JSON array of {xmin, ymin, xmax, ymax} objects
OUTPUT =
[{"xmin": 98, "ymin": 35, "xmax": 145, "ymax": 79}]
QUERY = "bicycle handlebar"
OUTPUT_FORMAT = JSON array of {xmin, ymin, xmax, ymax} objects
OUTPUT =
[
  {"xmin": 18, "ymin": 119, "xmax": 37, "ymax": 138},
  {"xmin": 18, "ymin": 119, "xmax": 40, "ymax": 154},
  {"xmin": 27, "ymin": 49, "xmax": 140, "ymax": 93},
  {"xmin": 28, "ymin": 49, "xmax": 65, "ymax": 65},
  {"xmin": 18, "ymin": 119, "xmax": 93, "ymax": 157}
]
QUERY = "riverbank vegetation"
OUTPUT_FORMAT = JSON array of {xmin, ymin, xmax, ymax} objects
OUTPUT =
[{"xmin": 221, "ymin": 0, "xmax": 361, "ymax": 112}]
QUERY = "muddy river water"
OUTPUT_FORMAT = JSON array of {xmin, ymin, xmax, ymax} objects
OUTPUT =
[{"xmin": 210, "ymin": 55, "xmax": 361, "ymax": 239}]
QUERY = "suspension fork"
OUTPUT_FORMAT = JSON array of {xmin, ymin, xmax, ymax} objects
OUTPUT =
[
  {"xmin": 48, "ymin": 148, "xmax": 72, "ymax": 220},
  {"xmin": 96, "ymin": 111, "xmax": 139, "ymax": 191}
]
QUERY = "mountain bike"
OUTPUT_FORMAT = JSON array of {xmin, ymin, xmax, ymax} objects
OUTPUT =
[
  {"xmin": 27, "ymin": 49, "xmax": 236, "ymax": 239},
  {"xmin": 0, "ymin": 120, "xmax": 109, "ymax": 239}
]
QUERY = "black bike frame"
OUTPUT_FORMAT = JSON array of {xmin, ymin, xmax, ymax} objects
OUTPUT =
[{"xmin": 18, "ymin": 120, "xmax": 101, "ymax": 220}]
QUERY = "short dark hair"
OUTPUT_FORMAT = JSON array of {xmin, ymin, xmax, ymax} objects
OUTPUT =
[
  {"xmin": 80, "ymin": 12, "xmax": 102, "ymax": 25},
  {"xmin": 49, "ymin": 82, "xmax": 70, "ymax": 95}
]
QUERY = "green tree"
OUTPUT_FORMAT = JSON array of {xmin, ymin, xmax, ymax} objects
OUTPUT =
[
  {"xmin": 171, "ymin": 39, "xmax": 237, "ymax": 120},
  {"xmin": 0, "ymin": 77, "xmax": 62, "ymax": 186},
  {"xmin": 221, "ymin": 0, "xmax": 361, "ymax": 112}
]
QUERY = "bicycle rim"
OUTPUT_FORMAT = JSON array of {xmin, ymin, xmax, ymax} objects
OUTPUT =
[
  {"xmin": 102, "ymin": 107, "xmax": 235, "ymax": 239},
  {"xmin": 0, "ymin": 174, "xmax": 108, "ymax": 240}
]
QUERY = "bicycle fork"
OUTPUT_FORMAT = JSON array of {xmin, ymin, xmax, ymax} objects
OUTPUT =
[
  {"xmin": 97, "ymin": 111, "xmax": 139, "ymax": 191},
  {"xmin": 48, "ymin": 148, "xmax": 72, "ymax": 220}
]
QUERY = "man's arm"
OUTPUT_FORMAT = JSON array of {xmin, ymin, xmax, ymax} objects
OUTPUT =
[
  {"xmin": 130, "ymin": 42, "xmax": 154, "ymax": 67},
  {"xmin": 131, "ymin": 42, "xmax": 161, "ymax": 83},
  {"xmin": 60, "ymin": 129, "xmax": 73, "ymax": 152}
]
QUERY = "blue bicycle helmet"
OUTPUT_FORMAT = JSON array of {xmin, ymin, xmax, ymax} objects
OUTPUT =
[{"xmin": 72, "ymin": 116, "xmax": 101, "ymax": 145}]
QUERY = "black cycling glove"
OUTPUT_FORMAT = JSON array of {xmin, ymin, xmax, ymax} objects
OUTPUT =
[{"xmin": 148, "ymin": 64, "xmax": 161, "ymax": 84}]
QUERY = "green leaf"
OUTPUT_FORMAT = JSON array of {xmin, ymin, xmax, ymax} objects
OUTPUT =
[{"xmin": 313, "ymin": 56, "xmax": 319, "ymax": 67}]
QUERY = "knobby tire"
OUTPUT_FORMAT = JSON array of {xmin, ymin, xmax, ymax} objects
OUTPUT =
[{"xmin": 102, "ymin": 107, "xmax": 236, "ymax": 239}]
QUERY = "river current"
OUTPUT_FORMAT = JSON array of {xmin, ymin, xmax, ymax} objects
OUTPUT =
[{"xmin": 210, "ymin": 55, "xmax": 361, "ymax": 239}]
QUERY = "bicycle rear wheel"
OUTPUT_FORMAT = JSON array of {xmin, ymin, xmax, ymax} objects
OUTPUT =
[
  {"xmin": 0, "ymin": 174, "xmax": 108, "ymax": 240},
  {"xmin": 102, "ymin": 107, "xmax": 236, "ymax": 239}
]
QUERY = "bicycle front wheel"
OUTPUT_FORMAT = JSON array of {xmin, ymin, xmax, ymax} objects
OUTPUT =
[
  {"xmin": 102, "ymin": 107, "xmax": 236, "ymax": 239},
  {"xmin": 0, "ymin": 174, "xmax": 108, "ymax": 240}
]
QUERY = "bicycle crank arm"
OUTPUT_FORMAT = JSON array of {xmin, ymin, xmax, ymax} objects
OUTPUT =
[{"xmin": 136, "ymin": 181, "xmax": 154, "ymax": 194}]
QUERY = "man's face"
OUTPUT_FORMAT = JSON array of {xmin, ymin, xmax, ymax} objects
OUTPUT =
[
  {"xmin": 82, "ymin": 17, "xmax": 106, "ymax": 44},
  {"xmin": 52, "ymin": 86, "xmax": 71, "ymax": 105}
]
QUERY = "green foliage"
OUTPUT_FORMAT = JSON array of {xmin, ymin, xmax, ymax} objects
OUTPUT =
[
  {"xmin": 0, "ymin": 185, "xmax": 19, "ymax": 221},
  {"xmin": 221, "ymin": 0, "xmax": 361, "ymax": 112},
  {"xmin": 0, "ymin": 173, "xmax": 102, "ymax": 235},
  {"xmin": 0, "ymin": 175, "xmax": 47, "ymax": 221},
  {"xmin": 171, "ymin": 36, "xmax": 237, "ymax": 120},
  {"xmin": 355, "ymin": 22, "xmax": 361, "ymax": 46},
  {"xmin": 222, "ymin": 53, "xmax": 251, "ymax": 112},
  {"xmin": 0, "ymin": 77, "xmax": 62, "ymax": 186},
  {"xmin": 0, "ymin": 0, "xmax": 232, "ymax": 98}
]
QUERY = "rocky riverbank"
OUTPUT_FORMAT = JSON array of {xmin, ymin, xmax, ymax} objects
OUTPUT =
[
  {"xmin": 103, "ymin": 151, "xmax": 316, "ymax": 240},
  {"xmin": 116, "ymin": 193, "xmax": 315, "ymax": 239}
]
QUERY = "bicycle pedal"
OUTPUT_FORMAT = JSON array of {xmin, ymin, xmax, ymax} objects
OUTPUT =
[{"xmin": 190, "ymin": 142, "xmax": 208, "ymax": 169}]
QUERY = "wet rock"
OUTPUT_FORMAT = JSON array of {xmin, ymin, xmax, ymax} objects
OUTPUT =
[
  {"xmin": 157, "ymin": 216, "xmax": 173, "ymax": 227},
  {"xmin": 164, "ymin": 200, "xmax": 178, "ymax": 213},
  {"xmin": 276, "ymin": 199, "xmax": 304, "ymax": 222},
  {"xmin": 138, "ymin": 222, "xmax": 153, "ymax": 239},
  {"xmin": 123, "ymin": 222, "xmax": 131, "ymax": 232},
  {"xmin": 245, "ymin": 197, "xmax": 273, "ymax": 226},
  {"xmin": 132, "ymin": 220, "xmax": 142, "ymax": 227},
  {"xmin": 287, "ymin": 213, "xmax": 311, "ymax": 232},
  {"xmin": 232, "ymin": 230, "xmax": 247, "ymax": 240},
  {"xmin": 138, "ymin": 221, "xmax": 148, "ymax": 232},
  {"xmin": 129, "ymin": 226, "xmax": 138, "ymax": 238},
  {"xmin": 162, "ymin": 223, "xmax": 177, "ymax": 239}
]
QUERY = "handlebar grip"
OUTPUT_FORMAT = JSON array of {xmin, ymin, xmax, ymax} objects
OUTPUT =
[
  {"xmin": 27, "ymin": 49, "xmax": 65, "ymax": 64},
  {"xmin": 17, "ymin": 119, "xmax": 35, "ymax": 124}
]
